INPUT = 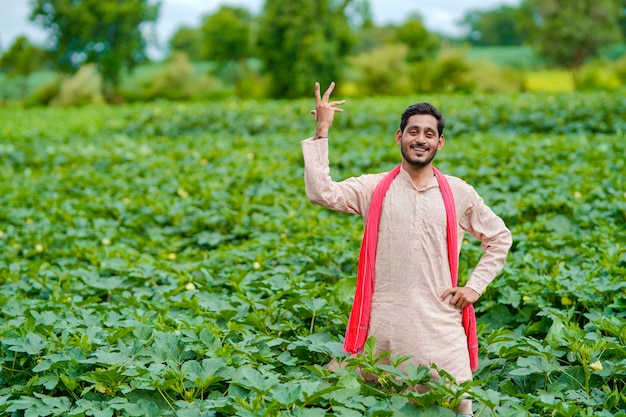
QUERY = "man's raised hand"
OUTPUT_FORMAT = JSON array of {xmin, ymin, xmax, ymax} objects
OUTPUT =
[{"xmin": 310, "ymin": 81, "xmax": 346, "ymax": 138}]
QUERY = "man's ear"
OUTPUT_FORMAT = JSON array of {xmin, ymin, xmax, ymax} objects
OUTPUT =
[
  {"xmin": 438, "ymin": 135, "xmax": 445, "ymax": 150},
  {"xmin": 395, "ymin": 129, "xmax": 402, "ymax": 145}
]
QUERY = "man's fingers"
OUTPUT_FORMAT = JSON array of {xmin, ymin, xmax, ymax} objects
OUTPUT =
[
  {"xmin": 440, "ymin": 287, "xmax": 480, "ymax": 310},
  {"xmin": 321, "ymin": 81, "xmax": 336, "ymax": 102},
  {"xmin": 314, "ymin": 81, "xmax": 335, "ymax": 103},
  {"xmin": 440, "ymin": 288, "xmax": 455, "ymax": 300},
  {"xmin": 441, "ymin": 288, "xmax": 464, "ymax": 308},
  {"xmin": 315, "ymin": 81, "xmax": 345, "ymax": 106}
]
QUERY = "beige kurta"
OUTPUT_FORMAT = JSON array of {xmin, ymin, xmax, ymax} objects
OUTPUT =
[{"xmin": 302, "ymin": 137, "xmax": 512, "ymax": 414}]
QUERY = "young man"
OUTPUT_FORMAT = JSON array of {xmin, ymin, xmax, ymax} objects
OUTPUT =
[{"xmin": 302, "ymin": 82, "xmax": 512, "ymax": 416}]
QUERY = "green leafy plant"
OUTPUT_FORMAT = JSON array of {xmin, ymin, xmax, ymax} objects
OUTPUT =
[{"xmin": 0, "ymin": 90, "xmax": 625, "ymax": 415}]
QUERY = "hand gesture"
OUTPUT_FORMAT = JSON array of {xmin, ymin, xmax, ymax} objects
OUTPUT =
[{"xmin": 310, "ymin": 81, "xmax": 346, "ymax": 138}]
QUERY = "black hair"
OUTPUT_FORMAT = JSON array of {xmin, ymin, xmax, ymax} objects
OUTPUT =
[{"xmin": 399, "ymin": 103, "xmax": 445, "ymax": 137}]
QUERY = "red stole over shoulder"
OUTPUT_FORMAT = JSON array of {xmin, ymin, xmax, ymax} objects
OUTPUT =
[{"xmin": 342, "ymin": 165, "xmax": 479, "ymax": 371}]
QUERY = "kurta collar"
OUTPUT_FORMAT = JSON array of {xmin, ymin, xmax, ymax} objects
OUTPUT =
[{"xmin": 397, "ymin": 166, "xmax": 440, "ymax": 191}]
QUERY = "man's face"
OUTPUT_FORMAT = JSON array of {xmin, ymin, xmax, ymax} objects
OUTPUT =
[{"xmin": 396, "ymin": 114, "xmax": 444, "ymax": 168}]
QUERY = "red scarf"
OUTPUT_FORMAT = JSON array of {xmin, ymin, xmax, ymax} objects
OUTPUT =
[{"xmin": 343, "ymin": 165, "xmax": 479, "ymax": 371}]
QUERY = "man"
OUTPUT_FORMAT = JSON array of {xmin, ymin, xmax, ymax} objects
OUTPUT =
[{"xmin": 302, "ymin": 82, "xmax": 512, "ymax": 416}]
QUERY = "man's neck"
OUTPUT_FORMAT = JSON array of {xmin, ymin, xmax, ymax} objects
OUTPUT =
[{"xmin": 403, "ymin": 162, "xmax": 435, "ymax": 189}]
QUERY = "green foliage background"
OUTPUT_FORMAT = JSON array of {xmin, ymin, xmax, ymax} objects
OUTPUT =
[
  {"xmin": 3, "ymin": 0, "xmax": 626, "ymax": 103},
  {"xmin": 0, "ymin": 91, "xmax": 625, "ymax": 416}
]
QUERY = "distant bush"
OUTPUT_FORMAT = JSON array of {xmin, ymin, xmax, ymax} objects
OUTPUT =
[
  {"xmin": 233, "ymin": 69, "xmax": 270, "ymax": 99},
  {"xmin": 578, "ymin": 60, "xmax": 622, "ymax": 91},
  {"xmin": 467, "ymin": 60, "xmax": 524, "ymax": 93},
  {"xmin": 25, "ymin": 75, "xmax": 62, "ymax": 106},
  {"xmin": 50, "ymin": 64, "xmax": 103, "ymax": 107},
  {"xmin": 119, "ymin": 52, "xmax": 231, "ymax": 102},
  {"xmin": 345, "ymin": 43, "xmax": 412, "ymax": 97},
  {"xmin": 411, "ymin": 47, "xmax": 475, "ymax": 93},
  {"xmin": 345, "ymin": 45, "xmax": 478, "ymax": 96}
]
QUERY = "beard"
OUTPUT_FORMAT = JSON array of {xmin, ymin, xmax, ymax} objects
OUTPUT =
[{"xmin": 400, "ymin": 140, "xmax": 438, "ymax": 167}]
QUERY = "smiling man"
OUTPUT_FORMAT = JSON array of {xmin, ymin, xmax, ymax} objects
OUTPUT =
[{"xmin": 302, "ymin": 82, "xmax": 512, "ymax": 416}]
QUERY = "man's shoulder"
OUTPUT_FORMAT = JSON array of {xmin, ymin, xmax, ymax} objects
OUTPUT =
[
  {"xmin": 444, "ymin": 174, "xmax": 473, "ymax": 189},
  {"xmin": 350, "ymin": 171, "xmax": 389, "ymax": 190},
  {"xmin": 443, "ymin": 174, "xmax": 479, "ymax": 200},
  {"xmin": 366, "ymin": 171, "xmax": 390, "ymax": 181}
]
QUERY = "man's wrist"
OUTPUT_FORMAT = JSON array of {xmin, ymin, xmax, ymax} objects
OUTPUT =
[{"xmin": 315, "ymin": 125, "xmax": 330, "ymax": 139}]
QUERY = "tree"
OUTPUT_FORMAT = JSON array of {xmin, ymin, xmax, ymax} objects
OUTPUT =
[
  {"xmin": 461, "ymin": 5, "xmax": 524, "ymax": 46},
  {"xmin": 0, "ymin": 35, "xmax": 48, "ymax": 98},
  {"xmin": 257, "ymin": 0, "xmax": 357, "ymax": 98},
  {"xmin": 519, "ymin": 0, "xmax": 622, "ymax": 86},
  {"xmin": 169, "ymin": 26, "xmax": 204, "ymax": 61},
  {"xmin": 201, "ymin": 6, "xmax": 254, "ymax": 95},
  {"xmin": 30, "ymin": 0, "xmax": 159, "ymax": 100},
  {"xmin": 202, "ymin": 6, "xmax": 253, "ymax": 63},
  {"xmin": 390, "ymin": 14, "xmax": 441, "ymax": 61}
]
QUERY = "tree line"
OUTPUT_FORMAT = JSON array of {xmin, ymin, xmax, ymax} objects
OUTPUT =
[{"xmin": 1, "ymin": 0, "xmax": 625, "ymax": 103}]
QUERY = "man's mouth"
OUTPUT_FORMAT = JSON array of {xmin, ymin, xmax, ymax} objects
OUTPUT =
[{"xmin": 410, "ymin": 144, "xmax": 428, "ymax": 152}]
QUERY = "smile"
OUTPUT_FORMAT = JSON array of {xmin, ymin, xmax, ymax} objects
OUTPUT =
[{"xmin": 410, "ymin": 144, "xmax": 428, "ymax": 152}]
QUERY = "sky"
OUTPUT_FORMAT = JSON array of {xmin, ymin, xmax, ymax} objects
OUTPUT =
[{"xmin": 0, "ymin": 0, "xmax": 521, "ymax": 59}]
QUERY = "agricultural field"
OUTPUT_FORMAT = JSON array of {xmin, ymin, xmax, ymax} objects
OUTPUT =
[{"xmin": 0, "ymin": 90, "xmax": 625, "ymax": 416}]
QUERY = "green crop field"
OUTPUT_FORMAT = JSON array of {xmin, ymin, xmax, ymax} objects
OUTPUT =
[{"xmin": 1, "ymin": 91, "xmax": 625, "ymax": 416}]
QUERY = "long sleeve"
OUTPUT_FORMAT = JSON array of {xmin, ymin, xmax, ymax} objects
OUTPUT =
[
  {"xmin": 460, "ymin": 192, "xmax": 512, "ymax": 295},
  {"xmin": 301, "ymin": 137, "xmax": 384, "ymax": 217}
]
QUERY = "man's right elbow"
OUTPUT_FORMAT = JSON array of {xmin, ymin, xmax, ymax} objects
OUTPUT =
[
  {"xmin": 307, "ymin": 194, "xmax": 324, "ymax": 206},
  {"xmin": 305, "ymin": 190, "xmax": 333, "ymax": 208}
]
